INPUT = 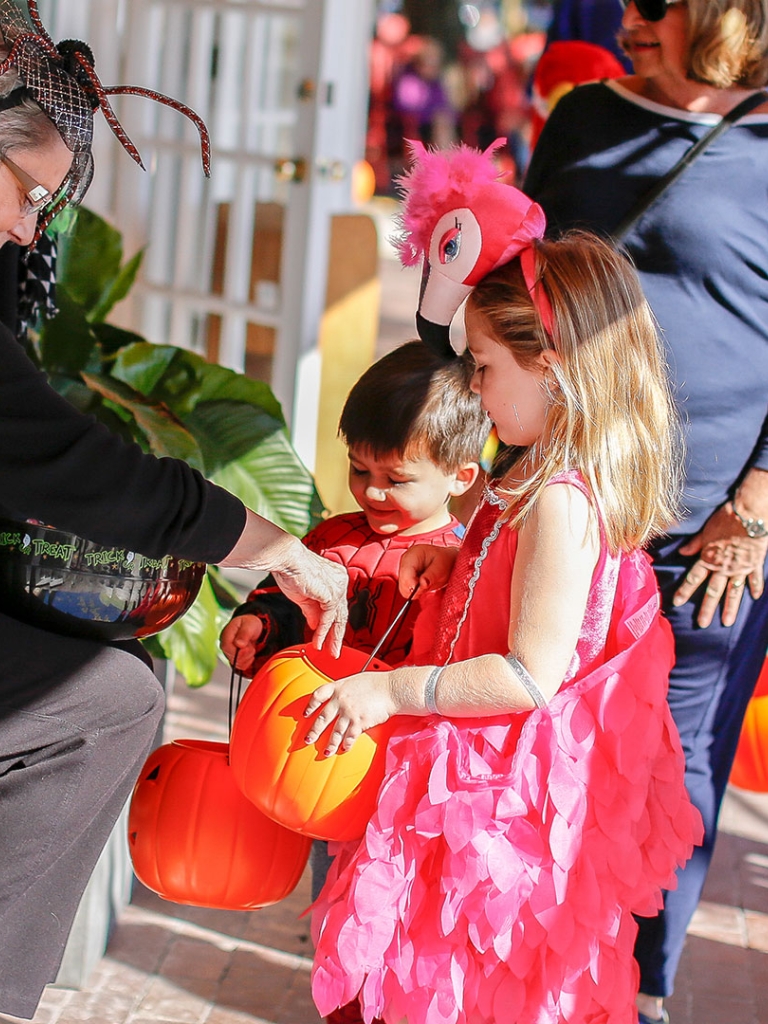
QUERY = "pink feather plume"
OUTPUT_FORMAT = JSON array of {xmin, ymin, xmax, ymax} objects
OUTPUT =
[{"xmin": 392, "ymin": 138, "xmax": 509, "ymax": 267}]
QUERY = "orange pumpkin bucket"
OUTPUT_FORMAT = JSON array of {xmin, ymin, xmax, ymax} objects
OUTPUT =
[
  {"xmin": 229, "ymin": 644, "xmax": 396, "ymax": 842},
  {"xmin": 730, "ymin": 658, "xmax": 768, "ymax": 792},
  {"xmin": 128, "ymin": 738, "xmax": 312, "ymax": 909}
]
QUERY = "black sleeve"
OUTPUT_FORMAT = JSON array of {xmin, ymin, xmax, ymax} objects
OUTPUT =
[
  {"xmin": 232, "ymin": 576, "xmax": 307, "ymax": 668},
  {"xmin": 0, "ymin": 323, "xmax": 246, "ymax": 563},
  {"xmin": 0, "ymin": 244, "xmax": 20, "ymax": 336}
]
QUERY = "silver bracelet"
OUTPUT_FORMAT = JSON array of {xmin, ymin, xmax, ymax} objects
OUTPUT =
[
  {"xmin": 424, "ymin": 665, "xmax": 444, "ymax": 715},
  {"xmin": 505, "ymin": 654, "xmax": 547, "ymax": 709}
]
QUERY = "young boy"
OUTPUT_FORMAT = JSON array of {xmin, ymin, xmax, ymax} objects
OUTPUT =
[
  {"xmin": 220, "ymin": 340, "xmax": 488, "ymax": 1024},
  {"xmin": 220, "ymin": 339, "xmax": 490, "ymax": 676}
]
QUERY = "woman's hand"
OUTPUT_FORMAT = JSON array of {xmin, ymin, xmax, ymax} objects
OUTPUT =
[
  {"xmin": 303, "ymin": 671, "xmax": 398, "ymax": 756},
  {"xmin": 220, "ymin": 512, "xmax": 349, "ymax": 655},
  {"xmin": 270, "ymin": 540, "xmax": 349, "ymax": 654},
  {"xmin": 398, "ymin": 544, "xmax": 459, "ymax": 598},
  {"xmin": 673, "ymin": 505, "xmax": 768, "ymax": 627},
  {"xmin": 219, "ymin": 614, "xmax": 263, "ymax": 676}
]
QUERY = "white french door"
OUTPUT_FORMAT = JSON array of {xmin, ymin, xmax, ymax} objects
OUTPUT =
[{"xmin": 39, "ymin": 0, "xmax": 374, "ymax": 469}]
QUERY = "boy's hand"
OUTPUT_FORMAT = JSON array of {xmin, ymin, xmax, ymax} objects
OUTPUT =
[
  {"xmin": 220, "ymin": 614, "xmax": 264, "ymax": 676},
  {"xmin": 303, "ymin": 672, "xmax": 397, "ymax": 756},
  {"xmin": 399, "ymin": 544, "xmax": 459, "ymax": 597}
]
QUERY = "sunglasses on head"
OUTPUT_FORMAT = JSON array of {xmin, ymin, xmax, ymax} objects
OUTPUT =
[{"xmin": 619, "ymin": 0, "xmax": 686, "ymax": 21}]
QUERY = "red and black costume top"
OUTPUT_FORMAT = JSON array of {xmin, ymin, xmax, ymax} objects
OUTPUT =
[{"xmin": 233, "ymin": 510, "xmax": 465, "ymax": 669}]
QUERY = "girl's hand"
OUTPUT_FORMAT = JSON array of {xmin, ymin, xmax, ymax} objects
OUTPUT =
[
  {"xmin": 219, "ymin": 613, "xmax": 263, "ymax": 676},
  {"xmin": 303, "ymin": 671, "xmax": 397, "ymax": 756},
  {"xmin": 399, "ymin": 544, "xmax": 459, "ymax": 597},
  {"xmin": 674, "ymin": 505, "xmax": 768, "ymax": 627}
]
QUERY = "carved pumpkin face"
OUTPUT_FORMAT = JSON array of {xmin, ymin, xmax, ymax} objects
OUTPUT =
[
  {"xmin": 128, "ymin": 739, "xmax": 312, "ymax": 909},
  {"xmin": 229, "ymin": 645, "xmax": 395, "ymax": 842},
  {"xmin": 730, "ymin": 665, "xmax": 768, "ymax": 793}
]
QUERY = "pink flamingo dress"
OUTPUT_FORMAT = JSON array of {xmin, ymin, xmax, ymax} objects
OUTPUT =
[{"xmin": 311, "ymin": 474, "xmax": 703, "ymax": 1024}]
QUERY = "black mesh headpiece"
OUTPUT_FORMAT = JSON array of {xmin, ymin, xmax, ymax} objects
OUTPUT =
[{"xmin": 0, "ymin": 0, "xmax": 211, "ymax": 243}]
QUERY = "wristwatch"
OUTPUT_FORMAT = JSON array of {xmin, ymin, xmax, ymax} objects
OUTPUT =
[{"xmin": 731, "ymin": 503, "xmax": 768, "ymax": 539}]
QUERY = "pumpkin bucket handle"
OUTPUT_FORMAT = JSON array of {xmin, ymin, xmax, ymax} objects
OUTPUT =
[
  {"xmin": 227, "ymin": 656, "xmax": 247, "ymax": 741},
  {"xmin": 361, "ymin": 584, "xmax": 419, "ymax": 671}
]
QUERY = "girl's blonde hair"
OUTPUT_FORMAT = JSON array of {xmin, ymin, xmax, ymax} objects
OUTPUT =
[{"xmin": 466, "ymin": 232, "xmax": 683, "ymax": 553}]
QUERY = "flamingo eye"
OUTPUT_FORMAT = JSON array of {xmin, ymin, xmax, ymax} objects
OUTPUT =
[{"xmin": 439, "ymin": 226, "xmax": 462, "ymax": 264}]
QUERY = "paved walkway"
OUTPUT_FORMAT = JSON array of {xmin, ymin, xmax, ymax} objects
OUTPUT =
[
  {"xmin": 5, "ymin": 661, "xmax": 768, "ymax": 1024},
  {"xmin": 5, "ymin": 201, "xmax": 768, "ymax": 1024}
]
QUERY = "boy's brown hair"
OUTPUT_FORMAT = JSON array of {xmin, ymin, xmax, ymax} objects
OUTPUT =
[{"xmin": 339, "ymin": 340, "xmax": 490, "ymax": 471}]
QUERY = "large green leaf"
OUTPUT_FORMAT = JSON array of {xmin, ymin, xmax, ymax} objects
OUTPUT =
[
  {"xmin": 113, "ymin": 343, "xmax": 285, "ymax": 423},
  {"xmin": 56, "ymin": 208, "xmax": 126, "ymax": 318},
  {"xmin": 109, "ymin": 341, "xmax": 179, "ymax": 396},
  {"xmin": 92, "ymin": 321, "xmax": 148, "ymax": 357},
  {"xmin": 90, "ymin": 248, "xmax": 144, "ymax": 324},
  {"xmin": 184, "ymin": 400, "xmax": 285, "ymax": 474},
  {"xmin": 110, "ymin": 344, "xmax": 290, "ymax": 475},
  {"xmin": 39, "ymin": 288, "xmax": 98, "ymax": 374},
  {"xmin": 212, "ymin": 429, "xmax": 323, "ymax": 536},
  {"xmin": 153, "ymin": 573, "xmax": 226, "ymax": 686},
  {"xmin": 81, "ymin": 372, "xmax": 205, "ymax": 469}
]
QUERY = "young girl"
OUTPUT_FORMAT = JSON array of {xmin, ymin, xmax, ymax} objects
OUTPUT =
[{"xmin": 303, "ymin": 149, "xmax": 702, "ymax": 1024}]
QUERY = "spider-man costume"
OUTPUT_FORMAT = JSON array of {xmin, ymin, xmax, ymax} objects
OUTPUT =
[{"xmin": 233, "ymin": 510, "xmax": 465, "ymax": 670}]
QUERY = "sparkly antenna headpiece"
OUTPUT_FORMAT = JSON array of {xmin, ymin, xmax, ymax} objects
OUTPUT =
[{"xmin": 0, "ymin": 0, "xmax": 211, "ymax": 243}]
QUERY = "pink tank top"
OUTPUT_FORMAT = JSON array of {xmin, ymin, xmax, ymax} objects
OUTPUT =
[{"xmin": 412, "ymin": 471, "xmax": 621, "ymax": 685}]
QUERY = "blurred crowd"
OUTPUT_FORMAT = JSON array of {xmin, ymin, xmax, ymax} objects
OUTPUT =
[{"xmin": 365, "ymin": 1, "xmax": 627, "ymax": 193}]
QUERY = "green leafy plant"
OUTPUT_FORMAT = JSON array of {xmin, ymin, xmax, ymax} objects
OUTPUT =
[{"xmin": 28, "ymin": 207, "xmax": 324, "ymax": 685}]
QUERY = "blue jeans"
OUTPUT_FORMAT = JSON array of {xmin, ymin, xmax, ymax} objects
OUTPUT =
[{"xmin": 634, "ymin": 534, "xmax": 768, "ymax": 996}]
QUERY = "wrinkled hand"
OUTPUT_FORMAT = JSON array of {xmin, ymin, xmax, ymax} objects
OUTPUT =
[
  {"xmin": 220, "ymin": 614, "xmax": 263, "ymax": 676},
  {"xmin": 399, "ymin": 544, "xmax": 459, "ymax": 598},
  {"xmin": 271, "ymin": 539, "xmax": 349, "ymax": 656},
  {"xmin": 303, "ymin": 671, "xmax": 397, "ymax": 756},
  {"xmin": 673, "ymin": 505, "xmax": 768, "ymax": 627}
]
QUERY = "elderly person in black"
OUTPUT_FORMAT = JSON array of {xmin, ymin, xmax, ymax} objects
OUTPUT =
[{"xmin": 0, "ymin": 2, "xmax": 347, "ymax": 1016}]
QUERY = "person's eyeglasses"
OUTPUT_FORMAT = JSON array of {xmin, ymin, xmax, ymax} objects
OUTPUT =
[
  {"xmin": 0, "ymin": 152, "xmax": 53, "ymax": 217},
  {"xmin": 619, "ymin": 0, "xmax": 686, "ymax": 22}
]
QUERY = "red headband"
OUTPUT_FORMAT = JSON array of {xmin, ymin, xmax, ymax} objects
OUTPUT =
[{"xmin": 519, "ymin": 246, "xmax": 555, "ymax": 339}]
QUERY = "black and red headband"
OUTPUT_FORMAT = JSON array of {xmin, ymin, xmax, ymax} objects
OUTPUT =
[{"xmin": 0, "ymin": 0, "xmax": 211, "ymax": 241}]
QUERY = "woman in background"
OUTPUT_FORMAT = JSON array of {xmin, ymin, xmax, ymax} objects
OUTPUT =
[{"xmin": 524, "ymin": 2, "xmax": 768, "ymax": 1020}]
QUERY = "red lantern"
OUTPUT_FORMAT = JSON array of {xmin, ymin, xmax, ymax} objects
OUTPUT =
[
  {"xmin": 230, "ymin": 645, "xmax": 396, "ymax": 842},
  {"xmin": 730, "ymin": 659, "xmax": 768, "ymax": 792},
  {"xmin": 128, "ymin": 738, "xmax": 312, "ymax": 909}
]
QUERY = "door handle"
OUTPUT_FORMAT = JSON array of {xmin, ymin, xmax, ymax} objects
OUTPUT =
[{"xmin": 274, "ymin": 158, "xmax": 307, "ymax": 183}]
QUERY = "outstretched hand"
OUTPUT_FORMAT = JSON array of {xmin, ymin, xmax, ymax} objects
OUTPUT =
[
  {"xmin": 272, "ymin": 542, "xmax": 349, "ymax": 655},
  {"xmin": 399, "ymin": 544, "xmax": 459, "ymax": 598},
  {"xmin": 673, "ymin": 505, "xmax": 768, "ymax": 627},
  {"xmin": 218, "ymin": 511, "xmax": 349, "ymax": 655}
]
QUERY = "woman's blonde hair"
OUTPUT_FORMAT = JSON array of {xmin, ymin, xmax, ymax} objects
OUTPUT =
[
  {"xmin": 466, "ymin": 232, "xmax": 683, "ymax": 553},
  {"xmin": 686, "ymin": 0, "xmax": 768, "ymax": 88}
]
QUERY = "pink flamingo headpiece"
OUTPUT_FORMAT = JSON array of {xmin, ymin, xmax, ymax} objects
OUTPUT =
[{"xmin": 394, "ymin": 139, "xmax": 553, "ymax": 357}]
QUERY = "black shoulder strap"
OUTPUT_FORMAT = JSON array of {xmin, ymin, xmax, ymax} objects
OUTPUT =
[{"xmin": 614, "ymin": 90, "xmax": 768, "ymax": 241}]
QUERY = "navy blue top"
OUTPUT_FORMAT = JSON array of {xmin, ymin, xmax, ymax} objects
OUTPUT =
[{"xmin": 524, "ymin": 81, "xmax": 768, "ymax": 533}]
